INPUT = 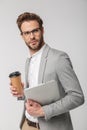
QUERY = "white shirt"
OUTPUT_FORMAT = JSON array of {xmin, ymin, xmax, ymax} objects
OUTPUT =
[{"xmin": 25, "ymin": 44, "xmax": 46, "ymax": 123}]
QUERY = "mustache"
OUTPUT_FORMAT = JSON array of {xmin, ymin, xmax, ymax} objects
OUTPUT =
[{"xmin": 30, "ymin": 39, "xmax": 38, "ymax": 43}]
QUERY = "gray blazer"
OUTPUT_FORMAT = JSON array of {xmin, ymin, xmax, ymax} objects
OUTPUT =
[{"xmin": 20, "ymin": 44, "xmax": 84, "ymax": 130}]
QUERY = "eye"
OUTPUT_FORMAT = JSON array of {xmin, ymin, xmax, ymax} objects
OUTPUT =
[
  {"xmin": 32, "ymin": 28, "xmax": 39, "ymax": 33},
  {"xmin": 24, "ymin": 31, "xmax": 30, "ymax": 35}
]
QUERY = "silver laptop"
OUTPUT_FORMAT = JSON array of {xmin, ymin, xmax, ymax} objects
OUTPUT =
[{"xmin": 24, "ymin": 80, "xmax": 60, "ymax": 105}]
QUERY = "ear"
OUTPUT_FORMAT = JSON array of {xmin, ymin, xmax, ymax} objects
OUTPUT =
[
  {"xmin": 41, "ymin": 26, "xmax": 44, "ymax": 34},
  {"xmin": 20, "ymin": 33, "xmax": 25, "ymax": 40}
]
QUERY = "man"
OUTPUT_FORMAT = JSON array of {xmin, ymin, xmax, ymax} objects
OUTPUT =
[{"xmin": 10, "ymin": 12, "xmax": 84, "ymax": 130}]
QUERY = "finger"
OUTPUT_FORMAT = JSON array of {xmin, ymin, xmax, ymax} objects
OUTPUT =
[
  {"xmin": 27, "ymin": 99, "xmax": 33, "ymax": 104},
  {"xmin": 21, "ymin": 82, "xmax": 24, "ymax": 88},
  {"xmin": 11, "ymin": 90, "xmax": 18, "ymax": 95},
  {"xmin": 28, "ymin": 101, "xmax": 33, "ymax": 106},
  {"xmin": 10, "ymin": 86, "xmax": 16, "ymax": 91}
]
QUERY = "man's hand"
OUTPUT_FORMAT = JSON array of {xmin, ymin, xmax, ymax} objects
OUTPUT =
[
  {"xmin": 9, "ymin": 82, "xmax": 24, "ymax": 98},
  {"xmin": 25, "ymin": 99, "xmax": 45, "ymax": 117}
]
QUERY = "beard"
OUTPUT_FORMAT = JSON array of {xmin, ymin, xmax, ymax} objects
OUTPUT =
[{"xmin": 25, "ymin": 35, "xmax": 44, "ymax": 52}]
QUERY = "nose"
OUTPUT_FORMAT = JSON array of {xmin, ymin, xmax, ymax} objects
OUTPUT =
[{"xmin": 29, "ymin": 32, "xmax": 35, "ymax": 39}]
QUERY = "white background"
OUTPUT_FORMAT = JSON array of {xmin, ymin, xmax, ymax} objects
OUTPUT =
[{"xmin": 0, "ymin": 0, "xmax": 87, "ymax": 130}]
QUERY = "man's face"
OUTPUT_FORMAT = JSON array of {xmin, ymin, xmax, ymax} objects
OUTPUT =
[{"xmin": 21, "ymin": 20, "xmax": 44, "ymax": 53}]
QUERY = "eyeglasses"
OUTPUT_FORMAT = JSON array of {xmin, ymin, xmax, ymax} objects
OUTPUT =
[{"xmin": 21, "ymin": 28, "xmax": 41, "ymax": 37}]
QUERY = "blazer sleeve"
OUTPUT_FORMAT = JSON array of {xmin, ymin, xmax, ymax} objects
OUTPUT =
[{"xmin": 42, "ymin": 52, "xmax": 84, "ymax": 120}]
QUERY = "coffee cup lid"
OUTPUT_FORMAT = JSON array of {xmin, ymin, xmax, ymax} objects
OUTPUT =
[{"xmin": 9, "ymin": 71, "xmax": 21, "ymax": 78}]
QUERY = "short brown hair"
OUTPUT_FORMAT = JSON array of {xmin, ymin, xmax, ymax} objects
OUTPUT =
[{"xmin": 16, "ymin": 12, "xmax": 43, "ymax": 32}]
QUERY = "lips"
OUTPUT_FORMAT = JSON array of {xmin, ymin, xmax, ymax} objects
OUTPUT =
[{"xmin": 30, "ymin": 40, "xmax": 38, "ymax": 45}]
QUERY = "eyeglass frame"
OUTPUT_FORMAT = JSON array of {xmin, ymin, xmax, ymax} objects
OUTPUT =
[{"xmin": 21, "ymin": 27, "xmax": 41, "ymax": 37}]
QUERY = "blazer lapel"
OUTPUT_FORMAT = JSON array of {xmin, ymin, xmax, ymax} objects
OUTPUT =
[
  {"xmin": 25, "ymin": 57, "xmax": 31, "ymax": 88},
  {"xmin": 38, "ymin": 44, "xmax": 50, "ymax": 83}
]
